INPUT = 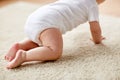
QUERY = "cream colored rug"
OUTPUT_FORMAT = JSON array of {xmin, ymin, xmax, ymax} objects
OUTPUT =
[{"xmin": 0, "ymin": 1, "xmax": 120, "ymax": 80}]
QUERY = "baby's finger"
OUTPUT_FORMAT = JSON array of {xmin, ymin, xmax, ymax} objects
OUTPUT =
[{"xmin": 102, "ymin": 37, "xmax": 106, "ymax": 40}]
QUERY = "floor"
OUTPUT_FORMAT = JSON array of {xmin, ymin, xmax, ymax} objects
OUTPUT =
[{"xmin": 0, "ymin": 0, "xmax": 120, "ymax": 17}]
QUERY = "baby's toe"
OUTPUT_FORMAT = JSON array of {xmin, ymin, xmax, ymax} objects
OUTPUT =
[
  {"xmin": 5, "ymin": 56, "xmax": 9, "ymax": 61},
  {"xmin": 5, "ymin": 56, "xmax": 12, "ymax": 62},
  {"xmin": 8, "ymin": 57, "xmax": 13, "ymax": 61},
  {"xmin": 6, "ymin": 63, "xmax": 12, "ymax": 69},
  {"xmin": 4, "ymin": 56, "xmax": 7, "ymax": 60}
]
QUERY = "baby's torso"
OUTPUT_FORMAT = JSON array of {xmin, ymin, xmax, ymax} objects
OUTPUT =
[
  {"xmin": 49, "ymin": 0, "xmax": 89, "ymax": 30},
  {"xmin": 49, "ymin": 0, "xmax": 98, "ymax": 31},
  {"xmin": 28, "ymin": 0, "xmax": 98, "ymax": 33}
]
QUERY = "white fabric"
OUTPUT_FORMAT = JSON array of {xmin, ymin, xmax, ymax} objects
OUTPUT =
[{"xmin": 25, "ymin": 0, "xmax": 99, "ymax": 44}]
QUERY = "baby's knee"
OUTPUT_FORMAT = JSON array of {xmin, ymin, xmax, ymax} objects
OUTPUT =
[
  {"xmin": 54, "ymin": 50, "xmax": 62, "ymax": 60},
  {"xmin": 49, "ymin": 46, "xmax": 62, "ymax": 60}
]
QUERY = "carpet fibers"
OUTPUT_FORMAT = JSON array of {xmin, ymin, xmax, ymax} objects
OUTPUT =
[{"xmin": 0, "ymin": 2, "xmax": 120, "ymax": 80}]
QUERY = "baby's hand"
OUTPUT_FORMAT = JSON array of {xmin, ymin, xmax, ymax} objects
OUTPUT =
[
  {"xmin": 101, "ymin": 36, "xmax": 106, "ymax": 40},
  {"xmin": 90, "ymin": 36, "xmax": 106, "ymax": 44}
]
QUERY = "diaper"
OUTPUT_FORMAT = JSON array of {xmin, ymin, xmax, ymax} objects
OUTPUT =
[{"xmin": 24, "ymin": 5, "xmax": 66, "ymax": 44}]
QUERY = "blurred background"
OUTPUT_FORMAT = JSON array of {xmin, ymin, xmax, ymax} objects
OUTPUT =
[{"xmin": 0, "ymin": 0, "xmax": 120, "ymax": 17}]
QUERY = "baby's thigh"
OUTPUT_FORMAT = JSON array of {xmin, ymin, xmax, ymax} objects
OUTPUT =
[{"xmin": 39, "ymin": 28, "xmax": 63, "ymax": 53}]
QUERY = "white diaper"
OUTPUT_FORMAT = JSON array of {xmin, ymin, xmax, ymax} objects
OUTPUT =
[{"xmin": 24, "ymin": 5, "xmax": 66, "ymax": 44}]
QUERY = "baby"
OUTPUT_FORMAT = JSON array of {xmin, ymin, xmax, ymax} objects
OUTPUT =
[{"xmin": 5, "ymin": 0, "xmax": 105, "ymax": 69}]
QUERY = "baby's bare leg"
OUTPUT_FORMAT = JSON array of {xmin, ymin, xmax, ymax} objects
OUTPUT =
[
  {"xmin": 26, "ymin": 28, "xmax": 63, "ymax": 61},
  {"xmin": 5, "ymin": 38, "xmax": 39, "ymax": 62},
  {"xmin": 7, "ymin": 28, "xmax": 63, "ymax": 69}
]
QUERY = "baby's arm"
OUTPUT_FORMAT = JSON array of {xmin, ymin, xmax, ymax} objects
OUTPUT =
[{"xmin": 89, "ymin": 21, "xmax": 105, "ymax": 44}]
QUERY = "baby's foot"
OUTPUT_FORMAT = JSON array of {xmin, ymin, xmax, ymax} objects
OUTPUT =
[
  {"xmin": 5, "ymin": 43, "xmax": 19, "ymax": 61},
  {"xmin": 6, "ymin": 50, "xmax": 26, "ymax": 69}
]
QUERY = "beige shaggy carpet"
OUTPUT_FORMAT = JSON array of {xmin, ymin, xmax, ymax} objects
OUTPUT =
[{"xmin": 0, "ymin": 1, "xmax": 120, "ymax": 80}]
